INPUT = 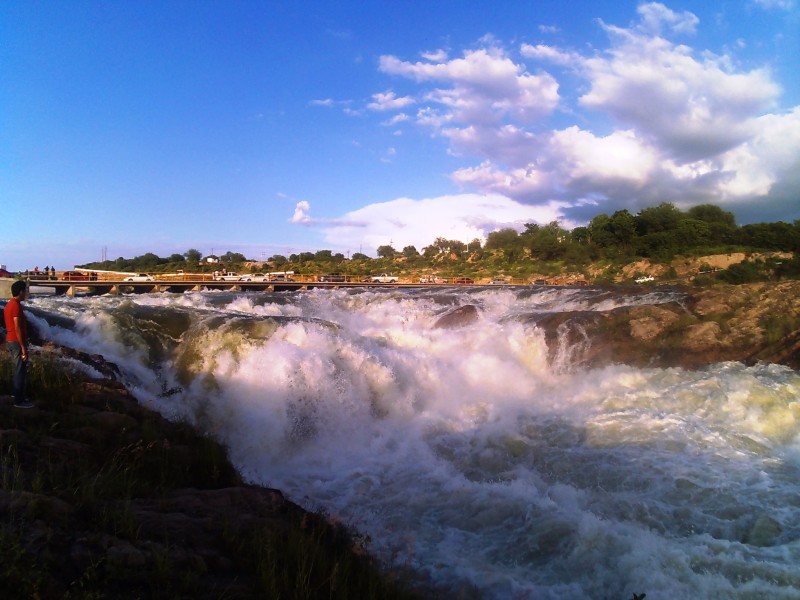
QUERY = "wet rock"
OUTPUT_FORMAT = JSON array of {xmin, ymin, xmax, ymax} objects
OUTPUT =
[
  {"xmin": 745, "ymin": 514, "xmax": 782, "ymax": 547},
  {"xmin": 433, "ymin": 304, "xmax": 480, "ymax": 329},
  {"xmin": 537, "ymin": 281, "xmax": 800, "ymax": 370}
]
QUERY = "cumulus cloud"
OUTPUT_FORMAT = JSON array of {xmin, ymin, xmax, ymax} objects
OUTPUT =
[
  {"xmin": 367, "ymin": 91, "xmax": 416, "ymax": 111},
  {"xmin": 421, "ymin": 49, "xmax": 448, "ymax": 62},
  {"xmin": 321, "ymin": 194, "xmax": 570, "ymax": 252},
  {"xmin": 306, "ymin": 2, "xmax": 797, "ymax": 252},
  {"xmin": 379, "ymin": 47, "xmax": 560, "ymax": 125},
  {"xmin": 580, "ymin": 17, "xmax": 779, "ymax": 162},
  {"xmin": 367, "ymin": 1, "xmax": 795, "ymax": 224},
  {"xmin": 519, "ymin": 43, "xmax": 580, "ymax": 66},
  {"xmin": 290, "ymin": 201, "xmax": 312, "ymax": 224},
  {"xmin": 634, "ymin": 2, "xmax": 699, "ymax": 35}
]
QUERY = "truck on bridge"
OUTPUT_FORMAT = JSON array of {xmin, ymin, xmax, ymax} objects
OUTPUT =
[{"xmin": 370, "ymin": 273, "xmax": 398, "ymax": 283}]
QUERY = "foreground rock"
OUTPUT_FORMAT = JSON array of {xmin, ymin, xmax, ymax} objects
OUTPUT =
[
  {"xmin": 535, "ymin": 281, "xmax": 800, "ymax": 370},
  {"xmin": 0, "ymin": 374, "xmax": 423, "ymax": 599}
]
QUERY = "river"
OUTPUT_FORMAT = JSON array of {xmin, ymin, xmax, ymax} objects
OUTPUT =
[{"xmin": 25, "ymin": 285, "xmax": 800, "ymax": 599}]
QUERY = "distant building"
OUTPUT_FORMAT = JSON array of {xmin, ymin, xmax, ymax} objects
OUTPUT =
[{"xmin": 204, "ymin": 255, "xmax": 220, "ymax": 264}]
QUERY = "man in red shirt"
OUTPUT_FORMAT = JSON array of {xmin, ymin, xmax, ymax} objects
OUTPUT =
[{"xmin": 4, "ymin": 280, "xmax": 33, "ymax": 408}]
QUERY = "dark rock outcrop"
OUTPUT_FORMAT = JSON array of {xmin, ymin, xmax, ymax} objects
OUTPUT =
[
  {"xmin": 535, "ymin": 282, "xmax": 800, "ymax": 370},
  {"xmin": 0, "ymin": 373, "xmax": 422, "ymax": 599},
  {"xmin": 433, "ymin": 304, "xmax": 480, "ymax": 329}
]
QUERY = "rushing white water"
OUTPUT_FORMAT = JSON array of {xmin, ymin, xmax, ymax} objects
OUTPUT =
[{"xmin": 24, "ymin": 286, "xmax": 800, "ymax": 599}]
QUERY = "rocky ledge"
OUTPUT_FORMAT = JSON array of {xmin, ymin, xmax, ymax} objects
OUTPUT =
[
  {"xmin": 533, "ymin": 281, "xmax": 800, "ymax": 370},
  {"xmin": 0, "ymin": 371, "xmax": 422, "ymax": 599}
]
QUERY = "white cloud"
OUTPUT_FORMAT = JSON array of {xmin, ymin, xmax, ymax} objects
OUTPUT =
[
  {"xmin": 367, "ymin": 91, "xmax": 416, "ymax": 111},
  {"xmin": 379, "ymin": 47, "xmax": 560, "ymax": 125},
  {"xmin": 363, "ymin": 3, "xmax": 796, "ymax": 225},
  {"xmin": 421, "ymin": 49, "xmax": 448, "ymax": 62},
  {"xmin": 580, "ymin": 19, "xmax": 780, "ymax": 162},
  {"xmin": 382, "ymin": 113, "xmax": 410, "ymax": 126},
  {"xmin": 290, "ymin": 201, "xmax": 312, "ymax": 224},
  {"xmin": 520, "ymin": 43, "xmax": 580, "ymax": 66},
  {"xmin": 717, "ymin": 107, "xmax": 800, "ymax": 198},
  {"xmin": 752, "ymin": 0, "xmax": 795, "ymax": 10},
  {"xmin": 320, "ymin": 193, "xmax": 570, "ymax": 253},
  {"xmin": 635, "ymin": 2, "xmax": 699, "ymax": 35}
]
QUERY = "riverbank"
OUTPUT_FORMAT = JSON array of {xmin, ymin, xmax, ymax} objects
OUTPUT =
[
  {"xmin": 0, "ymin": 352, "xmax": 428, "ymax": 599},
  {"xmin": 525, "ymin": 280, "xmax": 800, "ymax": 371},
  {"xmin": 2, "ymin": 281, "xmax": 798, "ymax": 597}
]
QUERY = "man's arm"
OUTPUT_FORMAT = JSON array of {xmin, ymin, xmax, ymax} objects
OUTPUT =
[{"xmin": 13, "ymin": 316, "xmax": 27, "ymax": 361}]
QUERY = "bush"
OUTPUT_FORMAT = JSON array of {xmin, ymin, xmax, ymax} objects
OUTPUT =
[{"xmin": 717, "ymin": 260, "xmax": 767, "ymax": 284}]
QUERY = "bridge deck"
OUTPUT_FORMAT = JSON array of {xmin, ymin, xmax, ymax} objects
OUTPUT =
[{"xmin": 25, "ymin": 279, "xmax": 513, "ymax": 296}]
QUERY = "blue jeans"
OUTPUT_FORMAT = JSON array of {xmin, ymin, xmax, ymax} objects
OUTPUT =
[{"xmin": 7, "ymin": 342, "xmax": 27, "ymax": 404}]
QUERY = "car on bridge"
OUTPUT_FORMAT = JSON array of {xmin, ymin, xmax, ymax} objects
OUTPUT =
[
  {"xmin": 318, "ymin": 273, "xmax": 346, "ymax": 282},
  {"xmin": 454, "ymin": 277, "xmax": 474, "ymax": 284},
  {"xmin": 61, "ymin": 271, "xmax": 91, "ymax": 281},
  {"xmin": 370, "ymin": 274, "xmax": 398, "ymax": 283},
  {"xmin": 124, "ymin": 273, "xmax": 155, "ymax": 282},
  {"xmin": 213, "ymin": 272, "xmax": 242, "ymax": 281},
  {"xmin": 240, "ymin": 273, "xmax": 269, "ymax": 282}
]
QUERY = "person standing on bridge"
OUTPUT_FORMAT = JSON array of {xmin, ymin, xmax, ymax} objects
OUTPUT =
[{"xmin": 4, "ymin": 280, "xmax": 33, "ymax": 408}]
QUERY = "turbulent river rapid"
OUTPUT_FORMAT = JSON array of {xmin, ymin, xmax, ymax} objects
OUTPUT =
[{"xmin": 25, "ymin": 286, "xmax": 800, "ymax": 599}]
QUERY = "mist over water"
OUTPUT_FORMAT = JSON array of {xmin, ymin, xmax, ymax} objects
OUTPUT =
[{"xmin": 27, "ymin": 287, "xmax": 800, "ymax": 599}]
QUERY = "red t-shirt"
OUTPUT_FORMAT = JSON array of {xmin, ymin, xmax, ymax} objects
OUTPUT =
[{"xmin": 3, "ymin": 298, "xmax": 26, "ymax": 343}]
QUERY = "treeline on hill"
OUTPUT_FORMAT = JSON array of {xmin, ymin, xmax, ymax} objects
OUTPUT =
[{"xmin": 79, "ymin": 203, "xmax": 800, "ymax": 284}]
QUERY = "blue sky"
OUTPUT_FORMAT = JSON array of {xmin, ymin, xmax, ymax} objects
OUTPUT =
[{"xmin": 2, "ymin": 0, "xmax": 799, "ymax": 270}]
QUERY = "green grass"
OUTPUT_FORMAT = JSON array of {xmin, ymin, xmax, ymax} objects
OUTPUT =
[
  {"xmin": 759, "ymin": 313, "xmax": 800, "ymax": 345},
  {"xmin": 0, "ymin": 352, "xmax": 427, "ymax": 599}
]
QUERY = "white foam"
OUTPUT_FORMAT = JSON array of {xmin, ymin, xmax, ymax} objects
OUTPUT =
[{"xmin": 28, "ymin": 288, "xmax": 800, "ymax": 598}]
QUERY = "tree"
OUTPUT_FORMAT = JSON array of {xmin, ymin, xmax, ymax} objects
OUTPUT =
[
  {"xmin": 315, "ymin": 250, "xmax": 333, "ymax": 260},
  {"xmin": 737, "ymin": 222, "xmax": 800, "ymax": 251},
  {"xmin": 184, "ymin": 249, "xmax": 202, "ymax": 263},
  {"xmin": 403, "ymin": 245, "xmax": 419, "ymax": 257},
  {"xmin": 221, "ymin": 252, "xmax": 246, "ymax": 263},
  {"xmin": 467, "ymin": 238, "xmax": 483, "ymax": 253},
  {"xmin": 608, "ymin": 210, "xmax": 637, "ymax": 247},
  {"xmin": 675, "ymin": 218, "xmax": 711, "ymax": 248},
  {"xmin": 137, "ymin": 252, "xmax": 161, "ymax": 267},
  {"xmin": 528, "ymin": 221, "xmax": 568, "ymax": 261},
  {"xmin": 168, "ymin": 253, "xmax": 186, "ymax": 264},
  {"xmin": 571, "ymin": 226, "xmax": 590, "ymax": 245},
  {"xmin": 485, "ymin": 228, "xmax": 519, "ymax": 250},
  {"xmin": 687, "ymin": 204, "xmax": 736, "ymax": 228},
  {"xmin": 636, "ymin": 202, "xmax": 682, "ymax": 235},
  {"xmin": 351, "ymin": 252, "xmax": 370, "ymax": 261},
  {"xmin": 450, "ymin": 240, "xmax": 466, "ymax": 256},
  {"xmin": 588, "ymin": 214, "xmax": 614, "ymax": 248},
  {"xmin": 377, "ymin": 245, "xmax": 397, "ymax": 258}
]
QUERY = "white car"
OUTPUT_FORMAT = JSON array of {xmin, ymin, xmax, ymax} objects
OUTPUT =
[
  {"xmin": 213, "ymin": 272, "xmax": 242, "ymax": 281},
  {"xmin": 123, "ymin": 273, "xmax": 155, "ymax": 282},
  {"xmin": 370, "ymin": 274, "xmax": 398, "ymax": 283},
  {"xmin": 240, "ymin": 273, "xmax": 269, "ymax": 282}
]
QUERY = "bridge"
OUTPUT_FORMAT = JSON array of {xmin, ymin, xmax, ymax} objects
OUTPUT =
[{"xmin": 24, "ymin": 277, "xmax": 502, "ymax": 297}]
